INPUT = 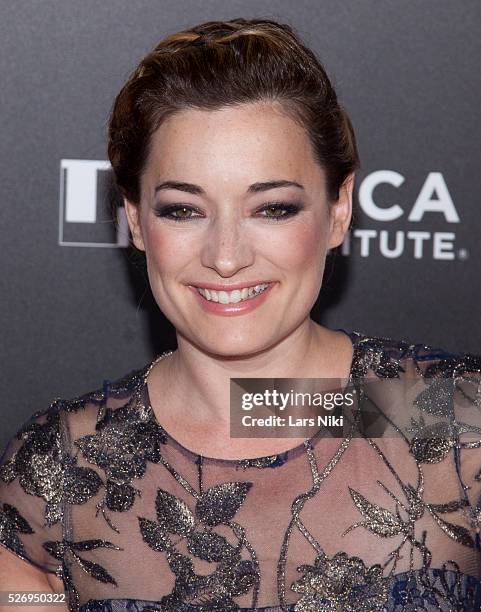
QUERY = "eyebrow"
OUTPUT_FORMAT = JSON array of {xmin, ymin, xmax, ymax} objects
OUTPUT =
[{"xmin": 154, "ymin": 179, "xmax": 304, "ymax": 195}]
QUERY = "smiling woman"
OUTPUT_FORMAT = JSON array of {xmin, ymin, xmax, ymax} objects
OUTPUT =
[
  {"xmin": 1, "ymin": 16, "xmax": 481, "ymax": 612},
  {"xmin": 123, "ymin": 100, "xmax": 352, "ymax": 347}
]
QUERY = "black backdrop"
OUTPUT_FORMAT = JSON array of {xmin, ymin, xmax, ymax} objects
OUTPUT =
[{"xmin": 1, "ymin": 0, "xmax": 480, "ymax": 450}]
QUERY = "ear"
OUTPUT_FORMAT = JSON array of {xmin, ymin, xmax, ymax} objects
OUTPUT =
[
  {"xmin": 123, "ymin": 197, "xmax": 146, "ymax": 251},
  {"xmin": 327, "ymin": 173, "xmax": 354, "ymax": 250}
]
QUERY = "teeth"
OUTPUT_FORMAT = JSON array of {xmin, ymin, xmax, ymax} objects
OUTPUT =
[{"xmin": 196, "ymin": 283, "xmax": 270, "ymax": 303}]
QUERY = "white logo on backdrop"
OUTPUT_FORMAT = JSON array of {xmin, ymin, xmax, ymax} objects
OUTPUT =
[
  {"xmin": 342, "ymin": 170, "xmax": 465, "ymax": 260},
  {"xmin": 59, "ymin": 160, "xmax": 466, "ymax": 259},
  {"xmin": 59, "ymin": 159, "xmax": 129, "ymax": 247}
]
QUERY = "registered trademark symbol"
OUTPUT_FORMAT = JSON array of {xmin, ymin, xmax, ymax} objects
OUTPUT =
[{"xmin": 457, "ymin": 248, "xmax": 469, "ymax": 260}]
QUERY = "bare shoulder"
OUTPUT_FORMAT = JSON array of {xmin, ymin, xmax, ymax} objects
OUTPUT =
[
  {"xmin": 0, "ymin": 544, "xmax": 52, "ymax": 589},
  {"xmin": 0, "ymin": 548, "xmax": 68, "ymax": 612}
]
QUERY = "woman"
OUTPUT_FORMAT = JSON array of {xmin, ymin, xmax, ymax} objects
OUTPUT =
[{"xmin": 1, "ymin": 17, "xmax": 480, "ymax": 612}]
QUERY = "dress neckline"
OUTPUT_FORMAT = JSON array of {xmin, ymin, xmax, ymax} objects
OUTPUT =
[{"xmin": 139, "ymin": 329, "xmax": 365, "ymax": 465}]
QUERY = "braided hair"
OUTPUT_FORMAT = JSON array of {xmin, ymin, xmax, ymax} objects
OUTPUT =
[{"xmin": 107, "ymin": 17, "xmax": 359, "ymax": 208}]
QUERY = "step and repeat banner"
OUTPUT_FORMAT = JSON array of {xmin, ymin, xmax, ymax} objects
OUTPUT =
[{"xmin": 1, "ymin": 0, "xmax": 479, "ymax": 449}]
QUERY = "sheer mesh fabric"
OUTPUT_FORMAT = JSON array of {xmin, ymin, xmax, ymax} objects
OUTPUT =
[{"xmin": 1, "ymin": 330, "xmax": 480, "ymax": 611}]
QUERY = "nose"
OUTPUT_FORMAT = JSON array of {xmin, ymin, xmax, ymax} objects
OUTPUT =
[{"xmin": 200, "ymin": 210, "xmax": 255, "ymax": 277}]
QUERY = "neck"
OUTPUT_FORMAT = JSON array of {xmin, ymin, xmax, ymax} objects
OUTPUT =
[{"xmin": 148, "ymin": 320, "xmax": 354, "ymax": 426}]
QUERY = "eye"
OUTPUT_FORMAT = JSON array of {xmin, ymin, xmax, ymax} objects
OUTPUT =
[
  {"xmin": 154, "ymin": 201, "xmax": 304, "ymax": 222},
  {"xmin": 256, "ymin": 202, "xmax": 303, "ymax": 221},
  {"xmin": 154, "ymin": 204, "xmax": 203, "ymax": 222}
]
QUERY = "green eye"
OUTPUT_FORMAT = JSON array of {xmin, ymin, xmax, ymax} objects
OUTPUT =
[
  {"xmin": 154, "ymin": 205, "xmax": 201, "ymax": 222},
  {"xmin": 264, "ymin": 206, "xmax": 286, "ymax": 217},
  {"xmin": 258, "ymin": 203, "xmax": 302, "ymax": 221},
  {"xmin": 172, "ymin": 207, "xmax": 192, "ymax": 219}
]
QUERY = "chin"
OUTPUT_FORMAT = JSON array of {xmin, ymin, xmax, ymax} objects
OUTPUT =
[{"xmin": 193, "ymin": 332, "xmax": 274, "ymax": 359}]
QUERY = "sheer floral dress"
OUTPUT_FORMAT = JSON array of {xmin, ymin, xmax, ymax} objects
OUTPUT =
[{"xmin": 1, "ymin": 330, "xmax": 480, "ymax": 611}]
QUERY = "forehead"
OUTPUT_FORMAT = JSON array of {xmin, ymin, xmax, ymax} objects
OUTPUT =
[{"xmin": 143, "ymin": 102, "xmax": 324, "ymax": 192}]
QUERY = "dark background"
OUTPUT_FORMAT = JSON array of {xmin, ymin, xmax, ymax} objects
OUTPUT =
[{"xmin": 1, "ymin": 0, "xmax": 479, "ymax": 450}]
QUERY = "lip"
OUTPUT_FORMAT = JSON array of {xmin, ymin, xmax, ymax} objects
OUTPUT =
[{"xmin": 188, "ymin": 282, "xmax": 277, "ymax": 317}]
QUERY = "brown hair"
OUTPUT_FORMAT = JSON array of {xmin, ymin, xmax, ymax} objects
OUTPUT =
[{"xmin": 107, "ymin": 17, "xmax": 359, "ymax": 206}]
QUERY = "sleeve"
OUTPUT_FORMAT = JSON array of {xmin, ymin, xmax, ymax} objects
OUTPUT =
[
  {"xmin": 454, "ymin": 354, "xmax": 481, "ymax": 558},
  {"xmin": 0, "ymin": 402, "xmax": 67, "ymax": 575}
]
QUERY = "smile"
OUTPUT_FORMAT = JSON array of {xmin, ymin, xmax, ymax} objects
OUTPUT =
[
  {"xmin": 188, "ymin": 282, "xmax": 277, "ymax": 317},
  {"xmin": 195, "ymin": 283, "xmax": 271, "ymax": 304}
]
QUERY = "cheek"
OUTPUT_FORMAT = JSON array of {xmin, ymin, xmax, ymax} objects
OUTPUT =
[
  {"xmin": 265, "ymin": 222, "xmax": 326, "ymax": 271},
  {"xmin": 143, "ymin": 226, "xmax": 193, "ymax": 273}
]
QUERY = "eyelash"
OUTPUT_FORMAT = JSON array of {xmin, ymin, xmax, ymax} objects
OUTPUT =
[{"xmin": 154, "ymin": 202, "xmax": 303, "ymax": 223}]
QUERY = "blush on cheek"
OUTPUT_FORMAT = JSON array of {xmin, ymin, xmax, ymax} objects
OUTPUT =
[
  {"xmin": 144, "ymin": 227, "xmax": 194, "ymax": 268},
  {"xmin": 268, "ymin": 223, "xmax": 326, "ymax": 271}
]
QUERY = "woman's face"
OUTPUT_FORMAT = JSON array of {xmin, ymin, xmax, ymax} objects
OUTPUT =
[{"xmin": 125, "ymin": 102, "xmax": 353, "ymax": 357}]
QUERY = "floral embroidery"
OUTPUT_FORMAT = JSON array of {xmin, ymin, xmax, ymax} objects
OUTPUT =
[
  {"xmin": 350, "ymin": 337, "xmax": 408, "ymax": 379},
  {"xmin": 0, "ymin": 409, "xmax": 103, "ymax": 527},
  {"xmin": 406, "ymin": 366, "xmax": 481, "ymax": 465},
  {"xmin": 340, "ymin": 351, "xmax": 481, "ymax": 578},
  {"xmin": 0, "ymin": 503, "xmax": 35, "ymax": 561},
  {"xmin": 290, "ymin": 551, "xmax": 389, "ymax": 611},
  {"xmin": 44, "ymin": 537, "xmax": 124, "ymax": 611},
  {"xmin": 236, "ymin": 454, "xmax": 287, "ymax": 470},
  {"xmin": 138, "ymin": 483, "xmax": 259, "ymax": 609},
  {"xmin": 74, "ymin": 399, "xmax": 168, "ymax": 528}
]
